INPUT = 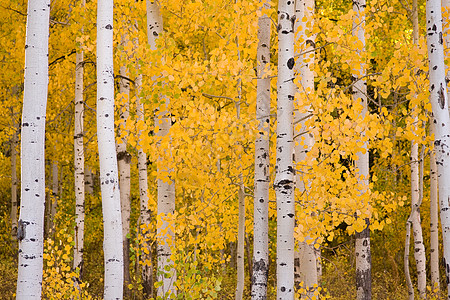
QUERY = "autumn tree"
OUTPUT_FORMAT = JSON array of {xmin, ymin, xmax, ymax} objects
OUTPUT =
[
  {"xmin": 96, "ymin": 0, "xmax": 124, "ymax": 297},
  {"xmin": 426, "ymin": 0, "xmax": 450, "ymax": 296},
  {"xmin": 15, "ymin": 0, "xmax": 50, "ymax": 298},
  {"xmin": 251, "ymin": 1, "xmax": 271, "ymax": 299}
]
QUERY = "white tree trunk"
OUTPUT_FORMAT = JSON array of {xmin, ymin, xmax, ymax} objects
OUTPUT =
[
  {"xmin": 155, "ymin": 127, "xmax": 176, "ymax": 299},
  {"xmin": 275, "ymin": 1, "xmax": 296, "ymax": 299},
  {"xmin": 430, "ymin": 120, "xmax": 440, "ymax": 293},
  {"xmin": 117, "ymin": 60, "xmax": 132, "ymax": 296},
  {"xmin": 16, "ymin": 0, "xmax": 50, "ymax": 297},
  {"xmin": 236, "ymin": 173, "xmax": 245, "ymax": 300},
  {"xmin": 235, "ymin": 34, "xmax": 245, "ymax": 300},
  {"xmin": 438, "ymin": 0, "xmax": 450, "ymax": 293},
  {"xmin": 85, "ymin": 166, "xmax": 94, "ymax": 194},
  {"xmin": 73, "ymin": 48, "xmax": 85, "ymax": 278},
  {"xmin": 251, "ymin": 2, "xmax": 271, "ymax": 299},
  {"xmin": 405, "ymin": 143, "xmax": 426, "ymax": 299},
  {"xmin": 293, "ymin": 0, "xmax": 318, "ymax": 297},
  {"xmin": 426, "ymin": 0, "xmax": 450, "ymax": 296},
  {"xmin": 11, "ymin": 111, "xmax": 18, "ymax": 239},
  {"xmin": 49, "ymin": 161, "xmax": 58, "ymax": 233},
  {"xmin": 147, "ymin": 1, "xmax": 177, "ymax": 297},
  {"xmin": 406, "ymin": 2, "xmax": 427, "ymax": 296},
  {"xmin": 136, "ymin": 73, "xmax": 153, "ymax": 297},
  {"xmin": 97, "ymin": 0, "xmax": 124, "ymax": 297},
  {"xmin": 352, "ymin": 0, "xmax": 371, "ymax": 298}
]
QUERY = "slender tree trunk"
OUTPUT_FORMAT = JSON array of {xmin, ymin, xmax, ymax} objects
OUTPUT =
[
  {"xmin": 11, "ymin": 110, "xmax": 18, "ymax": 240},
  {"xmin": 404, "ymin": 217, "xmax": 414, "ymax": 300},
  {"xmin": 49, "ymin": 161, "xmax": 58, "ymax": 233},
  {"xmin": 294, "ymin": 0, "xmax": 318, "ymax": 297},
  {"xmin": 16, "ymin": 0, "xmax": 50, "ymax": 297},
  {"xmin": 236, "ymin": 173, "xmax": 245, "ymax": 300},
  {"xmin": 136, "ymin": 72, "xmax": 153, "ymax": 297},
  {"xmin": 97, "ymin": 0, "xmax": 124, "ymax": 297},
  {"xmin": 117, "ymin": 57, "xmax": 132, "ymax": 298},
  {"xmin": 352, "ymin": 0, "xmax": 371, "ymax": 298},
  {"xmin": 437, "ymin": 0, "xmax": 450, "ymax": 294},
  {"xmin": 430, "ymin": 120, "xmax": 440, "ymax": 294},
  {"xmin": 147, "ymin": 1, "xmax": 177, "ymax": 297},
  {"xmin": 251, "ymin": 2, "xmax": 271, "ymax": 299},
  {"xmin": 404, "ymin": 2, "xmax": 427, "ymax": 297},
  {"xmin": 73, "ymin": 45, "xmax": 85, "ymax": 280},
  {"xmin": 404, "ymin": 144, "xmax": 426, "ymax": 300},
  {"xmin": 425, "ymin": 0, "xmax": 450, "ymax": 297},
  {"xmin": 235, "ymin": 34, "xmax": 245, "ymax": 300},
  {"xmin": 275, "ymin": 1, "xmax": 296, "ymax": 299},
  {"xmin": 85, "ymin": 166, "xmax": 94, "ymax": 194}
]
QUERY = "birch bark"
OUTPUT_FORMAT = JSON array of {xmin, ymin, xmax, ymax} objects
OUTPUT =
[
  {"xmin": 117, "ymin": 58, "xmax": 132, "ymax": 296},
  {"xmin": 352, "ymin": 0, "xmax": 371, "ymax": 298},
  {"xmin": 425, "ymin": 0, "xmax": 450, "ymax": 296},
  {"xmin": 16, "ymin": 0, "xmax": 50, "ymax": 297},
  {"xmin": 73, "ymin": 46, "xmax": 85, "ymax": 278},
  {"xmin": 404, "ymin": 2, "xmax": 427, "ymax": 296},
  {"xmin": 251, "ymin": 2, "xmax": 271, "ymax": 299},
  {"xmin": 147, "ymin": 1, "xmax": 177, "ymax": 297},
  {"xmin": 293, "ymin": 0, "xmax": 318, "ymax": 297},
  {"xmin": 136, "ymin": 72, "xmax": 153, "ymax": 297},
  {"xmin": 97, "ymin": 0, "xmax": 124, "ymax": 297},
  {"xmin": 275, "ymin": 1, "xmax": 296, "ymax": 299},
  {"xmin": 429, "ymin": 120, "xmax": 440, "ymax": 294}
]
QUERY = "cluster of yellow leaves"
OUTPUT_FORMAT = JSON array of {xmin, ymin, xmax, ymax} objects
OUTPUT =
[{"xmin": 42, "ymin": 229, "xmax": 92, "ymax": 300}]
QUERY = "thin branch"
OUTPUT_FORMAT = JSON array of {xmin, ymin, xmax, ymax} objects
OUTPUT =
[
  {"xmin": 202, "ymin": 93, "xmax": 234, "ymax": 101},
  {"xmin": 115, "ymin": 74, "xmax": 135, "ymax": 85},
  {"xmin": 0, "ymin": 5, "xmax": 26, "ymax": 16},
  {"xmin": 49, "ymin": 49, "xmax": 76, "ymax": 67}
]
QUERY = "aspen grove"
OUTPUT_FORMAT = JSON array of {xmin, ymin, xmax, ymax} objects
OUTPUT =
[{"xmin": 4, "ymin": 0, "xmax": 450, "ymax": 298}]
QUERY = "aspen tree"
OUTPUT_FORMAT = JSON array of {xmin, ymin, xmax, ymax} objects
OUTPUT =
[
  {"xmin": 235, "ymin": 121, "xmax": 245, "ymax": 300},
  {"xmin": 117, "ymin": 49, "xmax": 132, "ymax": 296},
  {"xmin": 136, "ymin": 72, "xmax": 153, "ymax": 296},
  {"xmin": 404, "ymin": 0, "xmax": 427, "ymax": 297},
  {"xmin": 293, "ymin": 0, "xmax": 318, "ymax": 296},
  {"xmin": 275, "ymin": 1, "xmax": 296, "ymax": 299},
  {"xmin": 352, "ymin": 0, "xmax": 371, "ymax": 298},
  {"xmin": 16, "ymin": 0, "xmax": 50, "ymax": 297},
  {"xmin": 73, "ymin": 22, "xmax": 85, "ymax": 278},
  {"xmin": 436, "ymin": 0, "xmax": 450, "ymax": 292},
  {"xmin": 147, "ymin": 1, "xmax": 177, "ymax": 297},
  {"xmin": 49, "ymin": 161, "xmax": 58, "ymax": 233},
  {"xmin": 235, "ymin": 25, "xmax": 245, "ymax": 299},
  {"xmin": 426, "ymin": 0, "xmax": 450, "ymax": 296},
  {"xmin": 85, "ymin": 166, "xmax": 94, "ymax": 195},
  {"xmin": 10, "ymin": 107, "xmax": 18, "ymax": 240},
  {"xmin": 429, "ymin": 120, "xmax": 439, "ymax": 294},
  {"xmin": 97, "ymin": 0, "xmax": 124, "ymax": 297},
  {"xmin": 251, "ymin": 1, "xmax": 271, "ymax": 299}
]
